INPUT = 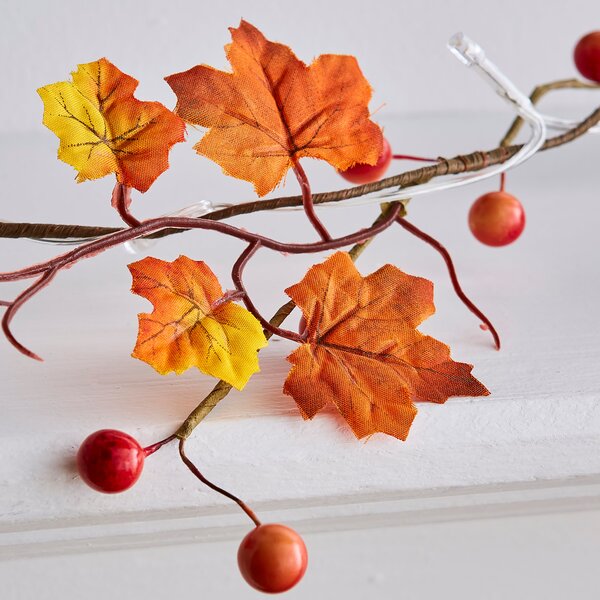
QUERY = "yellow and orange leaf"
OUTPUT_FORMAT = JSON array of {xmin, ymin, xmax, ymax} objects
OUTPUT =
[
  {"xmin": 165, "ymin": 20, "xmax": 382, "ymax": 196},
  {"xmin": 283, "ymin": 252, "xmax": 489, "ymax": 440},
  {"xmin": 129, "ymin": 256, "xmax": 267, "ymax": 390},
  {"xmin": 38, "ymin": 58, "xmax": 185, "ymax": 192}
]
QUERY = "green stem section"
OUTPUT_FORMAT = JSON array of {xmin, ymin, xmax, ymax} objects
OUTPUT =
[{"xmin": 174, "ymin": 202, "xmax": 405, "ymax": 440}]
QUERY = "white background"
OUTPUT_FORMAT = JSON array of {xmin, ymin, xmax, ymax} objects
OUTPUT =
[
  {"xmin": 1, "ymin": 0, "xmax": 600, "ymax": 131},
  {"xmin": 1, "ymin": 1, "xmax": 600, "ymax": 599}
]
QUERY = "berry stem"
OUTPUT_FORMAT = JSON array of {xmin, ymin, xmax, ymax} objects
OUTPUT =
[
  {"xmin": 111, "ymin": 183, "xmax": 140, "ymax": 227},
  {"xmin": 499, "ymin": 172, "xmax": 506, "ymax": 192},
  {"xmin": 143, "ymin": 433, "xmax": 177, "ymax": 457},
  {"xmin": 392, "ymin": 154, "xmax": 437, "ymax": 163},
  {"xmin": 178, "ymin": 438, "xmax": 262, "ymax": 528},
  {"xmin": 396, "ymin": 216, "xmax": 501, "ymax": 350},
  {"xmin": 291, "ymin": 157, "xmax": 331, "ymax": 242}
]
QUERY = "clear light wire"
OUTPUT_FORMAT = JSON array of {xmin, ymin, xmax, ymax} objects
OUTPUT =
[
  {"xmin": 449, "ymin": 33, "xmax": 599, "ymax": 135},
  {"xmin": 539, "ymin": 112, "xmax": 600, "ymax": 134},
  {"xmin": 328, "ymin": 32, "xmax": 548, "ymax": 207}
]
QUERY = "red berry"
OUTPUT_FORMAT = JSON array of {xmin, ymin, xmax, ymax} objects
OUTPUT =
[
  {"xmin": 237, "ymin": 524, "xmax": 308, "ymax": 593},
  {"xmin": 574, "ymin": 31, "xmax": 600, "ymax": 83},
  {"xmin": 468, "ymin": 191, "xmax": 525, "ymax": 247},
  {"xmin": 339, "ymin": 137, "xmax": 392, "ymax": 184},
  {"xmin": 77, "ymin": 429, "xmax": 145, "ymax": 493}
]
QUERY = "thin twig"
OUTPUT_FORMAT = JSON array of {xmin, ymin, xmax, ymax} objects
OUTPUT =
[
  {"xmin": 499, "ymin": 172, "xmax": 506, "ymax": 192},
  {"xmin": 396, "ymin": 217, "xmax": 500, "ymax": 349},
  {"xmin": 143, "ymin": 433, "xmax": 177, "ymax": 457},
  {"xmin": 231, "ymin": 241, "xmax": 304, "ymax": 343},
  {"xmin": 0, "ymin": 204, "xmax": 401, "ymax": 359},
  {"xmin": 179, "ymin": 438, "xmax": 261, "ymax": 528},
  {"xmin": 2, "ymin": 268, "xmax": 58, "ymax": 360},
  {"xmin": 392, "ymin": 154, "xmax": 437, "ymax": 162}
]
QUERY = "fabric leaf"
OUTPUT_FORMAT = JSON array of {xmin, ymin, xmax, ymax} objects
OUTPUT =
[
  {"xmin": 129, "ymin": 256, "xmax": 267, "ymax": 390},
  {"xmin": 38, "ymin": 58, "xmax": 185, "ymax": 192},
  {"xmin": 283, "ymin": 252, "xmax": 489, "ymax": 440},
  {"xmin": 165, "ymin": 20, "xmax": 382, "ymax": 196}
]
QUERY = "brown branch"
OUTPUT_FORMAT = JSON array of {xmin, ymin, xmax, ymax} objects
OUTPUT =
[
  {"xmin": 0, "ymin": 203, "xmax": 402, "ymax": 358},
  {"xmin": 2, "ymin": 103, "xmax": 599, "ymax": 243},
  {"xmin": 0, "ymin": 205, "xmax": 402, "ymax": 283},
  {"xmin": 500, "ymin": 79, "xmax": 600, "ymax": 147}
]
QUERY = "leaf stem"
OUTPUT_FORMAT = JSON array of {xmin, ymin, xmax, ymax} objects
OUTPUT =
[
  {"xmin": 111, "ymin": 183, "xmax": 140, "ymax": 227},
  {"xmin": 291, "ymin": 157, "xmax": 331, "ymax": 242},
  {"xmin": 178, "ymin": 438, "xmax": 261, "ymax": 528}
]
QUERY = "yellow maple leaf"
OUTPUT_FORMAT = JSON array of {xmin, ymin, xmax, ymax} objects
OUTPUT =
[
  {"xmin": 38, "ymin": 58, "xmax": 185, "ymax": 192},
  {"xmin": 129, "ymin": 256, "xmax": 267, "ymax": 390}
]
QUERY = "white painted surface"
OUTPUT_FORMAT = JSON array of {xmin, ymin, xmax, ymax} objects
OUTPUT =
[
  {"xmin": 1, "ymin": 1, "xmax": 600, "ymax": 595},
  {"xmin": 4, "ymin": 507, "xmax": 600, "ymax": 600}
]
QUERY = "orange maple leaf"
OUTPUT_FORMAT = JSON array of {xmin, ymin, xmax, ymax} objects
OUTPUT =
[
  {"xmin": 129, "ymin": 256, "xmax": 267, "ymax": 390},
  {"xmin": 38, "ymin": 58, "xmax": 186, "ymax": 192},
  {"xmin": 165, "ymin": 20, "xmax": 382, "ymax": 196},
  {"xmin": 283, "ymin": 252, "xmax": 489, "ymax": 440}
]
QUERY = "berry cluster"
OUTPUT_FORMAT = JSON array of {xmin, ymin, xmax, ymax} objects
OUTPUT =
[{"xmin": 77, "ymin": 429, "xmax": 308, "ymax": 594}]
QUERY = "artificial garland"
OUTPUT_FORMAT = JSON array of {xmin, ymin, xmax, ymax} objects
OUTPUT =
[{"xmin": 1, "ymin": 21, "xmax": 599, "ymax": 594}]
